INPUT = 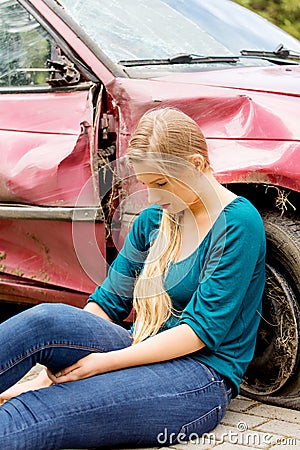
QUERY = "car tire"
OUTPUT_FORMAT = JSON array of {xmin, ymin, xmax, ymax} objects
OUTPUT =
[{"xmin": 241, "ymin": 211, "xmax": 300, "ymax": 407}]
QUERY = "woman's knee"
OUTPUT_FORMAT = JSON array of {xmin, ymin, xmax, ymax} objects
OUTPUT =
[{"xmin": 21, "ymin": 303, "xmax": 69, "ymax": 332}]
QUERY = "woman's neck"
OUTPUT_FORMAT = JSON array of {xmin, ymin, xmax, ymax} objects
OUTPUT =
[{"xmin": 187, "ymin": 170, "xmax": 237, "ymax": 219}]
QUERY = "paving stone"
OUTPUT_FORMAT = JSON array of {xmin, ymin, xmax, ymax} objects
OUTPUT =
[
  {"xmin": 238, "ymin": 395, "xmax": 258, "ymax": 402},
  {"xmin": 248, "ymin": 404, "xmax": 300, "ymax": 424},
  {"xmin": 165, "ymin": 431, "xmax": 222, "ymax": 449},
  {"xmin": 221, "ymin": 410, "xmax": 268, "ymax": 429},
  {"xmin": 170, "ymin": 438, "xmax": 215, "ymax": 449},
  {"xmin": 271, "ymin": 438, "xmax": 300, "ymax": 449},
  {"xmin": 212, "ymin": 423, "xmax": 287, "ymax": 448},
  {"xmin": 228, "ymin": 397, "xmax": 259, "ymax": 413},
  {"xmin": 255, "ymin": 419, "xmax": 300, "ymax": 439},
  {"xmin": 213, "ymin": 443, "xmax": 258, "ymax": 450}
]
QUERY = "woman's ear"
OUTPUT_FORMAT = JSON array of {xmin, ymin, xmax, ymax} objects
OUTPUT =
[{"xmin": 189, "ymin": 154, "xmax": 205, "ymax": 172}]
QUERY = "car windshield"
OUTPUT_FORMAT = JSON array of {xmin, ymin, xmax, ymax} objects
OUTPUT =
[{"xmin": 58, "ymin": 0, "xmax": 300, "ymax": 75}]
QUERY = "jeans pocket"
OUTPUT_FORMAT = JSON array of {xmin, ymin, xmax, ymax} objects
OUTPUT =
[
  {"xmin": 176, "ymin": 405, "xmax": 222, "ymax": 443},
  {"xmin": 202, "ymin": 364, "xmax": 215, "ymax": 380}
]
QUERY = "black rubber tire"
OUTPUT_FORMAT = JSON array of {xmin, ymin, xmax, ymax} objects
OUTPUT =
[{"xmin": 241, "ymin": 211, "xmax": 300, "ymax": 399}]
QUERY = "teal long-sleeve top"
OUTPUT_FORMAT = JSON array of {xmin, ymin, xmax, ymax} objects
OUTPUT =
[{"xmin": 88, "ymin": 197, "xmax": 266, "ymax": 397}]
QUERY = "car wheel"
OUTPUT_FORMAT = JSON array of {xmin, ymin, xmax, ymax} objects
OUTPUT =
[{"xmin": 241, "ymin": 211, "xmax": 300, "ymax": 399}]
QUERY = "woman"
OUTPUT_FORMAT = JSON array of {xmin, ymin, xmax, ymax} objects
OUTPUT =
[{"xmin": 0, "ymin": 108, "xmax": 266, "ymax": 449}]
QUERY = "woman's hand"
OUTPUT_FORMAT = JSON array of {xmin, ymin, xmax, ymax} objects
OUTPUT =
[
  {"xmin": 47, "ymin": 352, "xmax": 115, "ymax": 384},
  {"xmin": 47, "ymin": 324, "xmax": 204, "ymax": 385}
]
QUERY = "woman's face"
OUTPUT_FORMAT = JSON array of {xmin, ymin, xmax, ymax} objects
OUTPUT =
[{"xmin": 134, "ymin": 165, "xmax": 200, "ymax": 214}]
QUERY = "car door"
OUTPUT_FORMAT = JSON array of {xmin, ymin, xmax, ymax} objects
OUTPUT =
[{"xmin": 0, "ymin": 0, "xmax": 106, "ymax": 307}]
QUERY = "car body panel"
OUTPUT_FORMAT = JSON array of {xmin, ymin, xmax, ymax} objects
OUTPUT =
[
  {"xmin": 0, "ymin": 218, "xmax": 106, "ymax": 304},
  {"xmin": 108, "ymin": 67, "xmax": 300, "ymax": 140},
  {"xmin": 0, "ymin": 88, "xmax": 96, "ymax": 205},
  {"xmin": 0, "ymin": 82, "xmax": 106, "ymax": 299},
  {"xmin": 107, "ymin": 68, "xmax": 300, "ymax": 195},
  {"xmin": 0, "ymin": 272, "xmax": 87, "ymax": 307},
  {"xmin": 171, "ymin": 65, "xmax": 300, "ymax": 97}
]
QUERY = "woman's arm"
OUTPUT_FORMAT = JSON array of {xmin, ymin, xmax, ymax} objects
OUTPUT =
[
  {"xmin": 111, "ymin": 324, "xmax": 205, "ymax": 368},
  {"xmin": 47, "ymin": 324, "xmax": 205, "ymax": 383}
]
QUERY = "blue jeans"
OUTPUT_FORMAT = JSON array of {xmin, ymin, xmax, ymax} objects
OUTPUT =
[{"xmin": 0, "ymin": 304, "xmax": 232, "ymax": 449}]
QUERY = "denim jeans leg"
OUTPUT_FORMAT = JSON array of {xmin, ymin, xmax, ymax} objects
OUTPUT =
[
  {"xmin": 0, "ymin": 303, "xmax": 132, "ymax": 393},
  {"xmin": 0, "ymin": 357, "xmax": 230, "ymax": 449}
]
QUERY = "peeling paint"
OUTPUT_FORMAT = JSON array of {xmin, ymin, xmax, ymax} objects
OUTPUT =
[
  {"xmin": 11, "ymin": 268, "xmax": 24, "ymax": 277},
  {"xmin": 28, "ymin": 271, "xmax": 50, "ymax": 283},
  {"xmin": 0, "ymin": 251, "xmax": 6, "ymax": 261},
  {"xmin": 36, "ymin": 270, "xmax": 51, "ymax": 283},
  {"xmin": 27, "ymin": 234, "xmax": 51, "ymax": 263}
]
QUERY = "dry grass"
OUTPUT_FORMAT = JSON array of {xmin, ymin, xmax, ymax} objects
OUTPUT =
[
  {"xmin": 265, "ymin": 185, "xmax": 296, "ymax": 216},
  {"xmin": 262, "ymin": 270, "xmax": 298, "ymax": 386}
]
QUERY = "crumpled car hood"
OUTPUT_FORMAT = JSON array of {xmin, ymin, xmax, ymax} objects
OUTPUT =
[
  {"xmin": 156, "ymin": 65, "xmax": 300, "ymax": 97},
  {"xmin": 109, "ymin": 64, "xmax": 300, "ymax": 192},
  {"xmin": 110, "ymin": 65, "xmax": 300, "ymax": 142}
]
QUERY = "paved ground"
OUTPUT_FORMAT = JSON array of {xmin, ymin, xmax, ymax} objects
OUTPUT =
[
  {"xmin": 18, "ymin": 365, "xmax": 300, "ymax": 449},
  {"xmin": 164, "ymin": 396, "xmax": 300, "ymax": 449}
]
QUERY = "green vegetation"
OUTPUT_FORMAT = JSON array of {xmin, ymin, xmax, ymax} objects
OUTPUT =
[
  {"xmin": 234, "ymin": 0, "xmax": 300, "ymax": 40},
  {"xmin": 0, "ymin": 0, "xmax": 52, "ymax": 87}
]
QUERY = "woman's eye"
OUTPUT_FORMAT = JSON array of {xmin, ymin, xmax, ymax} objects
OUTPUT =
[{"xmin": 157, "ymin": 182, "xmax": 168, "ymax": 187}]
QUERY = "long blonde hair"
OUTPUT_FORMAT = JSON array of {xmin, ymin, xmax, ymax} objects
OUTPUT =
[{"xmin": 127, "ymin": 108, "xmax": 210, "ymax": 344}]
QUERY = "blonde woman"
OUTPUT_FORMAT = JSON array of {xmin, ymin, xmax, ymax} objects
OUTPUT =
[{"xmin": 0, "ymin": 108, "xmax": 266, "ymax": 448}]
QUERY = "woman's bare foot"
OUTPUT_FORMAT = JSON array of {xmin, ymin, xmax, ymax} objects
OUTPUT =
[{"xmin": 0, "ymin": 367, "xmax": 53, "ymax": 404}]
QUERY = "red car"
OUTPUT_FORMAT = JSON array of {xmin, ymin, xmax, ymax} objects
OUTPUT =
[{"xmin": 1, "ymin": 0, "xmax": 300, "ymax": 408}]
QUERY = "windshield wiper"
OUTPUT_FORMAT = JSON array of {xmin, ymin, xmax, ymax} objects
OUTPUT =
[
  {"xmin": 119, "ymin": 45, "xmax": 300, "ymax": 68},
  {"xmin": 241, "ymin": 44, "xmax": 300, "ymax": 63},
  {"xmin": 118, "ymin": 53, "xmax": 239, "ymax": 67}
]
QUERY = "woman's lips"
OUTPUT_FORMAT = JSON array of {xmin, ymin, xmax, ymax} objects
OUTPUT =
[{"xmin": 160, "ymin": 203, "xmax": 170, "ymax": 209}]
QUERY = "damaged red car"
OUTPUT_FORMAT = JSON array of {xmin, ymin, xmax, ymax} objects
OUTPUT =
[{"xmin": 1, "ymin": 0, "xmax": 300, "ymax": 409}]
